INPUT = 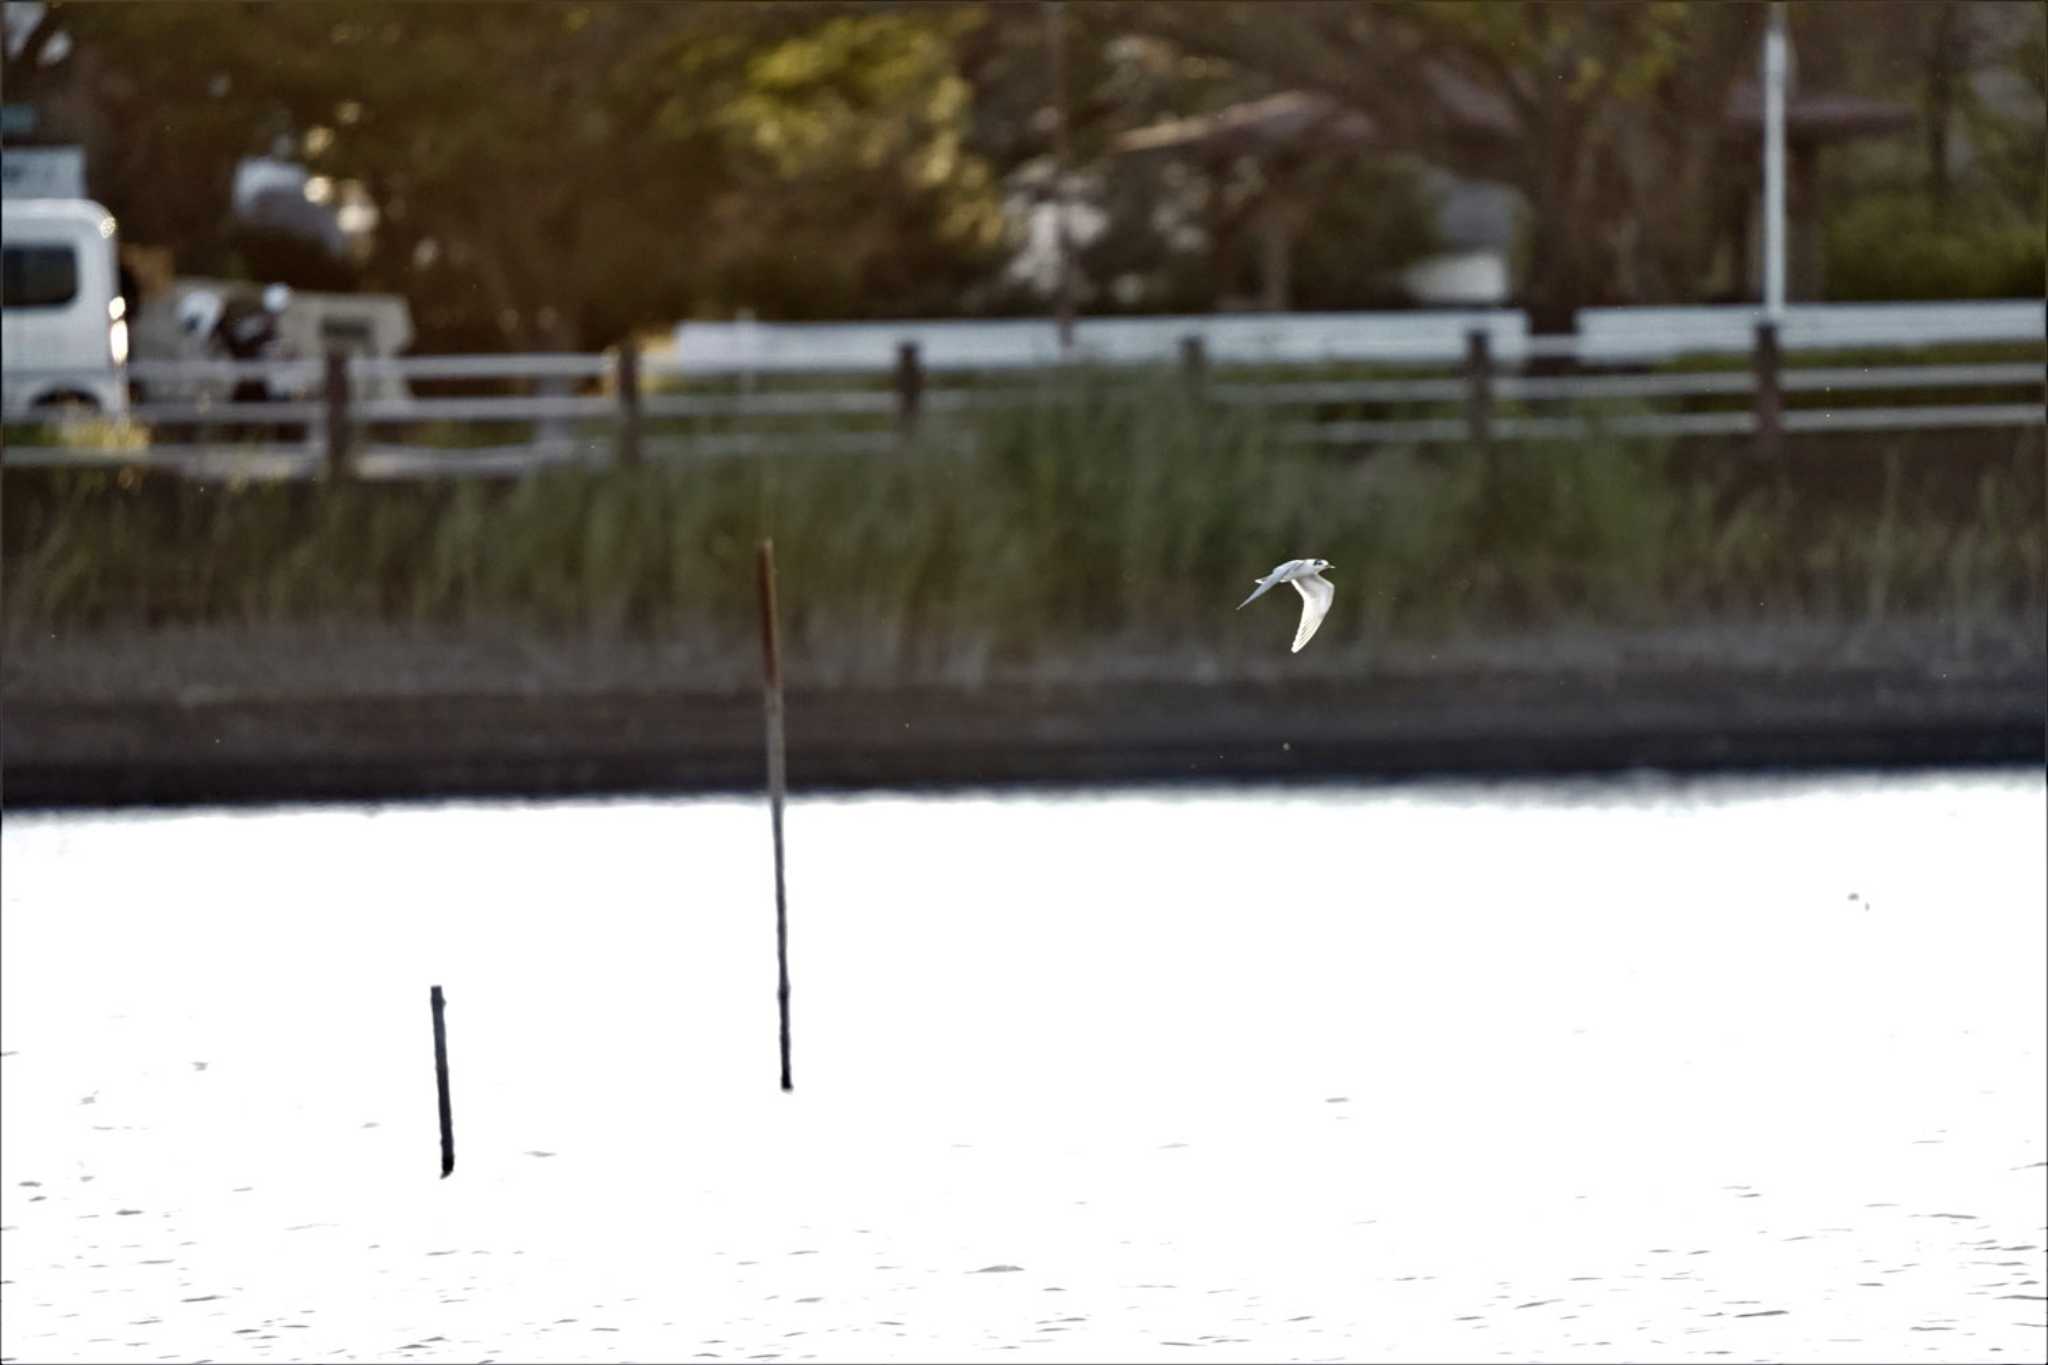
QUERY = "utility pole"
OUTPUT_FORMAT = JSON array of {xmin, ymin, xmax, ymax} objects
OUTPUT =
[{"xmin": 1762, "ymin": 1, "xmax": 1788, "ymax": 319}]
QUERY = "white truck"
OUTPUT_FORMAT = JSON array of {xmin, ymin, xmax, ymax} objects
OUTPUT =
[{"xmin": 2, "ymin": 196, "xmax": 129, "ymax": 418}]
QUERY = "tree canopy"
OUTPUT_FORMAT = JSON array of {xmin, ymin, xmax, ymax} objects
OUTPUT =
[{"xmin": 7, "ymin": 0, "xmax": 2037, "ymax": 349}]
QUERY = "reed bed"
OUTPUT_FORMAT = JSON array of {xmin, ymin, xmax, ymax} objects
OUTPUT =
[{"xmin": 4, "ymin": 374, "xmax": 2042, "ymax": 686}]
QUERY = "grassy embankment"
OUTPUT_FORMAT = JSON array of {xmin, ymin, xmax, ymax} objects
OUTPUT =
[{"xmin": 3, "ymin": 369, "xmax": 2043, "ymax": 689}]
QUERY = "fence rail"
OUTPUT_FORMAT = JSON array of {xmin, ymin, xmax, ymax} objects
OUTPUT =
[
  {"xmin": 5, "ymin": 301, "xmax": 2042, "ymax": 482},
  {"xmin": 666, "ymin": 299, "xmax": 2048, "ymax": 371}
]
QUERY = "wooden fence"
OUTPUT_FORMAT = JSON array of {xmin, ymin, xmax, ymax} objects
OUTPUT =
[{"xmin": 4, "ymin": 301, "xmax": 2042, "ymax": 482}]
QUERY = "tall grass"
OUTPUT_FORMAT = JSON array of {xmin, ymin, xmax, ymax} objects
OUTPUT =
[{"xmin": 3, "ymin": 374, "xmax": 2043, "ymax": 685}]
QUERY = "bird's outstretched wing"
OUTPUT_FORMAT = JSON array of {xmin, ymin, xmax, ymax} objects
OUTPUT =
[
  {"xmin": 1289, "ymin": 573, "xmax": 1334, "ymax": 652},
  {"xmin": 1237, "ymin": 559, "xmax": 1302, "ymax": 610}
]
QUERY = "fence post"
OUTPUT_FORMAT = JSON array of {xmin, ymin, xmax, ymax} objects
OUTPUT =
[
  {"xmin": 1752, "ymin": 319, "xmax": 1782, "ymax": 459},
  {"xmin": 615, "ymin": 337, "xmax": 642, "ymax": 468},
  {"xmin": 323, "ymin": 349, "xmax": 353, "ymax": 480},
  {"xmin": 895, "ymin": 340, "xmax": 923, "ymax": 440},
  {"xmin": 1179, "ymin": 333, "xmax": 1207, "ymax": 396},
  {"xmin": 1464, "ymin": 328, "xmax": 1494, "ymax": 451}
]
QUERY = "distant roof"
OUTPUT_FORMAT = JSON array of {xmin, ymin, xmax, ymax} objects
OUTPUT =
[
  {"xmin": 1115, "ymin": 77, "xmax": 1914, "ymax": 161},
  {"xmin": 1111, "ymin": 71, "xmax": 1521, "ymax": 160},
  {"xmin": 1723, "ymin": 85, "xmax": 1918, "ymax": 141},
  {"xmin": 1113, "ymin": 91, "xmax": 1371, "ymax": 157}
]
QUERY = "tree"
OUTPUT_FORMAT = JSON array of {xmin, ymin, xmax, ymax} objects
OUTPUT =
[
  {"xmin": 38, "ymin": 1, "xmax": 1011, "ymax": 347},
  {"xmin": 1110, "ymin": 1, "xmax": 1773, "ymax": 325},
  {"xmin": 686, "ymin": 4, "xmax": 1010, "ymax": 320},
  {"xmin": 241, "ymin": 2, "xmax": 768, "ymax": 350},
  {"xmin": 11, "ymin": 3, "xmax": 281, "ymax": 269},
  {"xmin": 1819, "ymin": 1, "xmax": 2045, "ymax": 301}
]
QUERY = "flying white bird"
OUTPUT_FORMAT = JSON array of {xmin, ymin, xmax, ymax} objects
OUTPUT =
[{"xmin": 1237, "ymin": 558, "xmax": 1334, "ymax": 653}]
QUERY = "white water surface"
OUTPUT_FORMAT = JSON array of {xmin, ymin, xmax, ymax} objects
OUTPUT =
[{"xmin": 3, "ymin": 771, "xmax": 2044, "ymax": 1363}]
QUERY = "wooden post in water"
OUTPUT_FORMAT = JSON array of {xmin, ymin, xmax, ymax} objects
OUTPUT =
[
  {"xmin": 758, "ymin": 540, "xmax": 793, "ymax": 1092},
  {"xmin": 429, "ymin": 985, "xmax": 454, "ymax": 1178}
]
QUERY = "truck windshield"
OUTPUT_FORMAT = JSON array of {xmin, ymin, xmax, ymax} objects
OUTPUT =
[{"xmin": 2, "ymin": 244, "xmax": 80, "ymax": 309}]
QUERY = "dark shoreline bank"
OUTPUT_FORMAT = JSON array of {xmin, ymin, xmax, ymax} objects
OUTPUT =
[{"xmin": 6, "ymin": 663, "xmax": 2041, "ymax": 810}]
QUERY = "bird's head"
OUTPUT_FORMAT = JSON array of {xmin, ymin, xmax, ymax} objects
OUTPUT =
[{"xmin": 1313, "ymin": 559, "xmax": 1332, "ymax": 573}]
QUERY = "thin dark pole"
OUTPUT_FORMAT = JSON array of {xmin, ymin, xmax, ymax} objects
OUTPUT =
[
  {"xmin": 1753, "ymin": 318, "xmax": 1783, "ymax": 460},
  {"xmin": 759, "ymin": 540, "xmax": 793, "ymax": 1092},
  {"xmin": 894, "ymin": 341, "xmax": 924, "ymax": 443},
  {"xmin": 323, "ymin": 349, "xmax": 352, "ymax": 480},
  {"xmin": 1047, "ymin": 0, "xmax": 1074, "ymax": 355},
  {"xmin": 429, "ymin": 985, "xmax": 454, "ymax": 1178},
  {"xmin": 1464, "ymin": 327, "xmax": 1494, "ymax": 452},
  {"xmin": 615, "ymin": 337, "xmax": 642, "ymax": 468}
]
